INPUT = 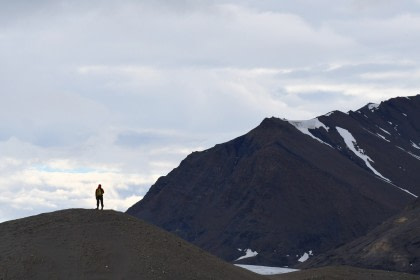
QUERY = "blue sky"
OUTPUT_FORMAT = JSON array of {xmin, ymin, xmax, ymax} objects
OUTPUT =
[{"xmin": 1, "ymin": 0, "xmax": 420, "ymax": 221}]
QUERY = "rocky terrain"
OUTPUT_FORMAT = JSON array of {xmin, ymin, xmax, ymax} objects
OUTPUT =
[
  {"xmin": 0, "ymin": 209, "xmax": 263, "ymax": 280},
  {"xmin": 269, "ymin": 266, "xmax": 420, "ymax": 280},
  {"xmin": 299, "ymin": 198, "xmax": 420, "ymax": 275},
  {"xmin": 127, "ymin": 95, "xmax": 420, "ymax": 267}
]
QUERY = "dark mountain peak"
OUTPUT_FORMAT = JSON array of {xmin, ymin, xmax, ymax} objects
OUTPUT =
[
  {"xmin": 127, "ymin": 95, "xmax": 420, "ymax": 268},
  {"xmin": 355, "ymin": 94, "xmax": 420, "ymax": 118}
]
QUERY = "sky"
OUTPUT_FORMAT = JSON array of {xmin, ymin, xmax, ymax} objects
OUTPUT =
[{"xmin": 1, "ymin": 0, "xmax": 420, "ymax": 222}]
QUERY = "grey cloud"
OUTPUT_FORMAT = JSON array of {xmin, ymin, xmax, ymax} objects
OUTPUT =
[
  {"xmin": 280, "ymin": 62, "xmax": 417, "ymax": 82},
  {"xmin": 0, "ymin": 1, "xmax": 359, "ymax": 69},
  {"xmin": 1, "ymin": 0, "xmax": 420, "ymax": 221},
  {"xmin": 115, "ymin": 131, "xmax": 182, "ymax": 148},
  {"xmin": 296, "ymin": 91, "xmax": 351, "ymax": 103}
]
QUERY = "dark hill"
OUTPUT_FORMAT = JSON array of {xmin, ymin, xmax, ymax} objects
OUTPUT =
[
  {"xmin": 0, "ymin": 209, "xmax": 263, "ymax": 280},
  {"xmin": 127, "ymin": 95, "xmax": 420, "ymax": 267},
  {"xmin": 299, "ymin": 198, "xmax": 420, "ymax": 275}
]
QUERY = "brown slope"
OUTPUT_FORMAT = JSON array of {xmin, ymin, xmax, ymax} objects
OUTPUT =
[
  {"xmin": 268, "ymin": 266, "xmax": 420, "ymax": 280},
  {"xmin": 299, "ymin": 199, "xmax": 420, "ymax": 275},
  {"xmin": 0, "ymin": 209, "xmax": 263, "ymax": 280}
]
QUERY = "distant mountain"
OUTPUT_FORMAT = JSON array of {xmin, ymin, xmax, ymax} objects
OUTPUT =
[
  {"xmin": 0, "ymin": 209, "xmax": 263, "ymax": 280},
  {"xmin": 299, "ymin": 198, "xmax": 420, "ymax": 275},
  {"xmin": 127, "ymin": 95, "xmax": 420, "ymax": 267}
]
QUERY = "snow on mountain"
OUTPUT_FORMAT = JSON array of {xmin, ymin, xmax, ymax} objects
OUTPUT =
[
  {"xmin": 235, "ymin": 265, "xmax": 298, "ymax": 275},
  {"xmin": 298, "ymin": 251, "xmax": 313, "ymax": 263},
  {"xmin": 397, "ymin": 146, "xmax": 420, "ymax": 162},
  {"xmin": 288, "ymin": 118, "xmax": 332, "ymax": 147},
  {"xmin": 411, "ymin": 141, "xmax": 420, "ymax": 149},
  {"xmin": 127, "ymin": 95, "xmax": 420, "ymax": 268},
  {"xmin": 376, "ymin": 133, "xmax": 390, "ymax": 142},
  {"xmin": 236, "ymin": 249, "xmax": 259, "ymax": 261},
  {"xmin": 367, "ymin": 103, "xmax": 380, "ymax": 111},
  {"xmin": 379, "ymin": 127, "xmax": 391, "ymax": 135},
  {"xmin": 335, "ymin": 127, "xmax": 417, "ymax": 198},
  {"xmin": 336, "ymin": 127, "xmax": 389, "ymax": 181}
]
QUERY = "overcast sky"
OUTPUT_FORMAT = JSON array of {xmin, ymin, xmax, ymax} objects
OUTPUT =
[{"xmin": 1, "ymin": 0, "xmax": 420, "ymax": 222}]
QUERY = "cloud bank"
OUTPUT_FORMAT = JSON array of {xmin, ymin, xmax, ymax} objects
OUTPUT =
[{"xmin": 1, "ymin": 0, "xmax": 420, "ymax": 221}]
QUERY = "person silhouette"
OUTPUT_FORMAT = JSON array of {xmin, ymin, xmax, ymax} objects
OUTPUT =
[{"xmin": 95, "ymin": 184, "xmax": 104, "ymax": 210}]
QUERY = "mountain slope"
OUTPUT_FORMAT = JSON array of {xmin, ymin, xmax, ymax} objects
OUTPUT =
[
  {"xmin": 299, "ymin": 198, "xmax": 420, "ymax": 275},
  {"xmin": 269, "ymin": 266, "xmax": 420, "ymax": 280},
  {"xmin": 127, "ymin": 95, "xmax": 420, "ymax": 267},
  {"xmin": 0, "ymin": 209, "xmax": 263, "ymax": 280}
]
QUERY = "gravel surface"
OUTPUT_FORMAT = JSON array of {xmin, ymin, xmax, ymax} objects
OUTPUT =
[
  {"xmin": 0, "ymin": 209, "xmax": 263, "ymax": 280},
  {"xmin": 268, "ymin": 266, "xmax": 420, "ymax": 280}
]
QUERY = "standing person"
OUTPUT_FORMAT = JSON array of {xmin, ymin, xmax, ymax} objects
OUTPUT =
[{"xmin": 95, "ymin": 184, "xmax": 104, "ymax": 210}]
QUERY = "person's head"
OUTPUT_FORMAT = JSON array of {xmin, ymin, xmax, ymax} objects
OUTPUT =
[{"xmin": 98, "ymin": 184, "xmax": 101, "ymax": 188}]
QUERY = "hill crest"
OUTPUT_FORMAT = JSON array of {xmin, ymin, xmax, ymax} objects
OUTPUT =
[{"xmin": 0, "ymin": 209, "xmax": 262, "ymax": 280}]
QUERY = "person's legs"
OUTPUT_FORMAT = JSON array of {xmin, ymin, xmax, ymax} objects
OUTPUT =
[
  {"xmin": 100, "ymin": 196, "xmax": 104, "ymax": 210},
  {"xmin": 96, "ymin": 197, "xmax": 99, "ymax": 209}
]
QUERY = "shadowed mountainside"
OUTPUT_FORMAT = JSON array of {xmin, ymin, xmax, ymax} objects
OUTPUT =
[
  {"xmin": 299, "ymin": 198, "xmax": 420, "ymax": 275},
  {"xmin": 127, "ymin": 95, "xmax": 420, "ymax": 267},
  {"xmin": 0, "ymin": 209, "xmax": 263, "ymax": 280}
]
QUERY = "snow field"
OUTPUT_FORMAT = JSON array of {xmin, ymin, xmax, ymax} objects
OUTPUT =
[{"xmin": 235, "ymin": 264, "xmax": 299, "ymax": 275}]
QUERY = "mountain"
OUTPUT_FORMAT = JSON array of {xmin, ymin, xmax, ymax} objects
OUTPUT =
[
  {"xmin": 299, "ymin": 198, "xmax": 420, "ymax": 275},
  {"xmin": 127, "ymin": 95, "xmax": 420, "ymax": 267},
  {"xmin": 0, "ymin": 209, "xmax": 263, "ymax": 280}
]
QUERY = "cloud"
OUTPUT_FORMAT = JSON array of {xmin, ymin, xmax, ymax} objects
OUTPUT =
[
  {"xmin": 331, "ymin": 14, "xmax": 420, "ymax": 57},
  {"xmin": 1, "ymin": 0, "xmax": 420, "ymax": 221},
  {"xmin": 0, "ymin": 153, "xmax": 151, "ymax": 222}
]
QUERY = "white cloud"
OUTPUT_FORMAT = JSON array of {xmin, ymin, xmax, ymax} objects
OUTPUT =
[
  {"xmin": 1, "ymin": 0, "xmax": 420, "ymax": 221},
  {"xmin": 0, "ymin": 155, "xmax": 150, "ymax": 222}
]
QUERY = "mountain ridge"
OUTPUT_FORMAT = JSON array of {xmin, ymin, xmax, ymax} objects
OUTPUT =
[{"xmin": 127, "ymin": 94, "xmax": 420, "ymax": 267}]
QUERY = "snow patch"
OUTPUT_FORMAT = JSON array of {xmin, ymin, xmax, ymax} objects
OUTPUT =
[
  {"xmin": 397, "ymin": 146, "xmax": 420, "ymax": 161},
  {"xmin": 235, "ymin": 265, "xmax": 298, "ymax": 275},
  {"xmin": 402, "ymin": 113, "xmax": 407, "ymax": 117},
  {"xmin": 379, "ymin": 127, "xmax": 391, "ymax": 135},
  {"xmin": 368, "ymin": 103, "xmax": 379, "ymax": 111},
  {"xmin": 298, "ymin": 250, "xmax": 313, "ymax": 263},
  {"xmin": 408, "ymin": 152, "xmax": 420, "ymax": 161},
  {"xmin": 235, "ymin": 249, "xmax": 258, "ymax": 261},
  {"xmin": 411, "ymin": 141, "xmax": 420, "ymax": 150},
  {"xmin": 376, "ymin": 134, "xmax": 390, "ymax": 142},
  {"xmin": 394, "ymin": 185, "xmax": 418, "ymax": 198},
  {"xmin": 298, "ymin": 253, "xmax": 309, "ymax": 262},
  {"xmin": 336, "ymin": 127, "xmax": 390, "ymax": 182},
  {"xmin": 289, "ymin": 118, "xmax": 332, "ymax": 147},
  {"xmin": 289, "ymin": 118, "xmax": 329, "ymax": 131}
]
